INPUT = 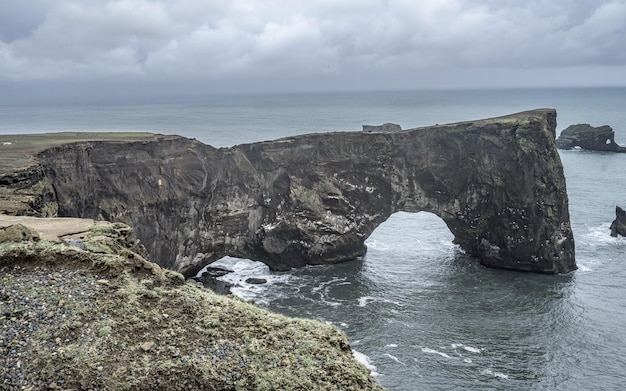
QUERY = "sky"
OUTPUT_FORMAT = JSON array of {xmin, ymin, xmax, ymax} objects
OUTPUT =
[{"xmin": 1, "ymin": 0, "xmax": 625, "ymax": 102}]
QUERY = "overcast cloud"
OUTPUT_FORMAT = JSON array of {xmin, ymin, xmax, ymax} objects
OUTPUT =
[{"xmin": 1, "ymin": 0, "xmax": 625, "ymax": 99}]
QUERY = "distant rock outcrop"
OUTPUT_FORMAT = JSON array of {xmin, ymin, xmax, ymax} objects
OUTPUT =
[
  {"xmin": 0, "ymin": 109, "xmax": 577, "ymax": 276},
  {"xmin": 555, "ymin": 124, "xmax": 626, "ymax": 151},
  {"xmin": 610, "ymin": 206, "xmax": 626, "ymax": 237},
  {"xmin": 362, "ymin": 123, "xmax": 402, "ymax": 132}
]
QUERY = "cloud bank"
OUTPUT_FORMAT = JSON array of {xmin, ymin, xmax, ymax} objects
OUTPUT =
[{"xmin": 1, "ymin": 0, "xmax": 625, "ymax": 95}]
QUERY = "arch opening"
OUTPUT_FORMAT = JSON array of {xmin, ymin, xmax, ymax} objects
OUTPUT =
[{"xmin": 364, "ymin": 211, "xmax": 458, "ymax": 261}]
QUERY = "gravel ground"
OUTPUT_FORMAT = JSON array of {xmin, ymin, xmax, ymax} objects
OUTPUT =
[
  {"xmin": 0, "ymin": 264, "xmax": 107, "ymax": 390},
  {"xmin": 0, "ymin": 239, "xmax": 383, "ymax": 391}
]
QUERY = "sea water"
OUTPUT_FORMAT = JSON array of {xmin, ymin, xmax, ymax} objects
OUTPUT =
[{"xmin": 2, "ymin": 87, "xmax": 626, "ymax": 390}]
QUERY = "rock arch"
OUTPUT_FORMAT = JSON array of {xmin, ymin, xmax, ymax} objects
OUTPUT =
[
  {"xmin": 30, "ymin": 109, "xmax": 575, "ymax": 276},
  {"xmin": 241, "ymin": 109, "xmax": 575, "ymax": 274}
]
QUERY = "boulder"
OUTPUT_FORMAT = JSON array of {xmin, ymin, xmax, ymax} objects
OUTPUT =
[
  {"xmin": 0, "ymin": 223, "xmax": 40, "ymax": 242},
  {"xmin": 555, "ymin": 124, "xmax": 626, "ymax": 151}
]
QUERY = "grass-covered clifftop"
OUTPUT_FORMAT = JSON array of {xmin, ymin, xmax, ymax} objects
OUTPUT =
[{"xmin": 0, "ymin": 219, "xmax": 383, "ymax": 390}]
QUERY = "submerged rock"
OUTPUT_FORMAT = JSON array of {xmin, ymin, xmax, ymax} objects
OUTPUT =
[
  {"xmin": 245, "ymin": 277, "xmax": 268, "ymax": 285},
  {"xmin": 188, "ymin": 266, "xmax": 234, "ymax": 294},
  {"xmin": 0, "ymin": 109, "xmax": 576, "ymax": 275},
  {"xmin": 610, "ymin": 206, "xmax": 626, "ymax": 237},
  {"xmin": 555, "ymin": 124, "xmax": 626, "ymax": 152}
]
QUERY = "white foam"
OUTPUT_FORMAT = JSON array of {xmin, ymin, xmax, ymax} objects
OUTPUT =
[
  {"xmin": 452, "ymin": 343, "xmax": 481, "ymax": 354},
  {"xmin": 384, "ymin": 353, "xmax": 405, "ymax": 365},
  {"xmin": 311, "ymin": 277, "xmax": 347, "ymax": 293},
  {"xmin": 313, "ymin": 278, "xmax": 347, "ymax": 307},
  {"xmin": 357, "ymin": 296, "xmax": 403, "ymax": 307},
  {"xmin": 364, "ymin": 239, "xmax": 390, "ymax": 251},
  {"xmin": 421, "ymin": 347, "xmax": 455, "ymax": 360},
  {"xmin": 480, "ymin": 368, "xmax": 509, "ymax": 380},
  {"xmin": 320, "ymin": 298, "xmax": 342, "ymax": 307},
  {"xmin": 198, "ymin": 256, "xmax": 294, "ymax": 304},
  {"xmin": 352, "ymin": 350, "xmax": 379, "ymax": 377},
  {"xmin": 583, "ymin": 223, "xmax": 626, "ymax": 248},
  {"xmin": 358, "ymin": 296, "xmax": 376, "ymax": 307},
  {"xmin": 463, "ymin": 345, "xmax": 481, "ymax": 353}
]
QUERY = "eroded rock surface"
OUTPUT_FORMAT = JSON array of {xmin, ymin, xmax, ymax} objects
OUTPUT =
[
  {"xmin": 0, "ymin": 109, "xmax": 576, "ymax": 275},
  {"xmin": 555, "ymin": 123, "xmax": 626, "ymax": 151}
]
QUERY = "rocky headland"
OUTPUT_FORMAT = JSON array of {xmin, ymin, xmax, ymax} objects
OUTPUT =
[
  {"xmin": 555, "ymin": 123, "xmax": 626, "ymax": 152},
  {"xmin": 0, "ymin": 217, "xmax": 382, "ymax": 390},
  {"xmin": 0, "ymin": 109, "xmax": 576, "ymax": 276}
]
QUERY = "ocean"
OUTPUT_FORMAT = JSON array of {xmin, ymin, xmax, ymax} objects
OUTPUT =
[{"xmin": 1, "ymin": 87, "xmax": 626, "ymax": 390}]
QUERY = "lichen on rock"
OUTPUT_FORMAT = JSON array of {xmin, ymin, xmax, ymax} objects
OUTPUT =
[{"xmin": 0, "ymin": 219, "xmax": 382, "ymax": 390}]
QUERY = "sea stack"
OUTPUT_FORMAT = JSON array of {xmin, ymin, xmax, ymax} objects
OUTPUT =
[
  {"xmin": 555, "ymin": 123, "xmax": 626, "ymax": 152},
  {"xmin": 610, "ymin": 206, "xmax": 626, "ymax": 237}
]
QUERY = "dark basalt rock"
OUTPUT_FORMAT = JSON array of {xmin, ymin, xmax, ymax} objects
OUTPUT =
[
  {"xmin": 189, "ymin": 267, "xmax": 235, "ymax": 294},
  {"xmin": 362, "ymin": 123, "xmax": 402, "ymax": 132},
  {"xmin": 610, "ymin": 206, "xmax": 626, "ymax": 237},
  {"xmin": 555, "ymin": 124, "xmax": 626, "ymax": 151},
  {"xmin": 245, "ymin": 278, "xmax": 268, "ymax": 285},
  {"xmin": 0, "ymin": 109, "xmax": 577, "ymax": 276}
]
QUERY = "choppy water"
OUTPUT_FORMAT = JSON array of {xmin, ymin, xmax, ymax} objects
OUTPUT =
[{"xmin": 2, "ymin": 87, "xmax": 626, "ymax": 390}]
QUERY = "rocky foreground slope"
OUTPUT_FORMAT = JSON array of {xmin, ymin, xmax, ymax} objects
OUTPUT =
[
  {"xmin": 0, "ymin": 219, "xmax": 382, "ymax": 390},
  {"xmin": 0, "ymin": 109, "xmax": 576, "ymax": 276}
]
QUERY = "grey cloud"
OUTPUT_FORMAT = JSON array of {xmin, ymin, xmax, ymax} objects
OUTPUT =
[
  {"xmin": 0, "ymin": 0, "xmax": 625, "ymax": 91},
  {"xmin": 0, "ymin": 0, "xmax": 52, "ymax": 42}
]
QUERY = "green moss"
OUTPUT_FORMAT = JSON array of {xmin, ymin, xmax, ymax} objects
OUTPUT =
[
  {"xmin": 232, "ymin": 149, "xmax": 256, "ymax": 173},
  {"xmin": 84, "ymin": 241, "xmax": 114, "ymax": 254},
  {"xmin": 98, "ymin": 325, "xmax": 112, "ymax": 337}
]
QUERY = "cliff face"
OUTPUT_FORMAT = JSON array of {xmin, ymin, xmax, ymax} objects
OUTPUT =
[{"xmin": 1, "ymin": 109, "xmax": 576, "ymax": 275}]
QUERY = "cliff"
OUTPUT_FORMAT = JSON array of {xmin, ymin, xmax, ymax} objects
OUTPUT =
[
  {"xmin": 0, "ymin": 217, "xmax": 382, "ymax": 390},
  {"xmin": 0, "ymin": 109, "xmax": 576, "ymax": 276}
]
